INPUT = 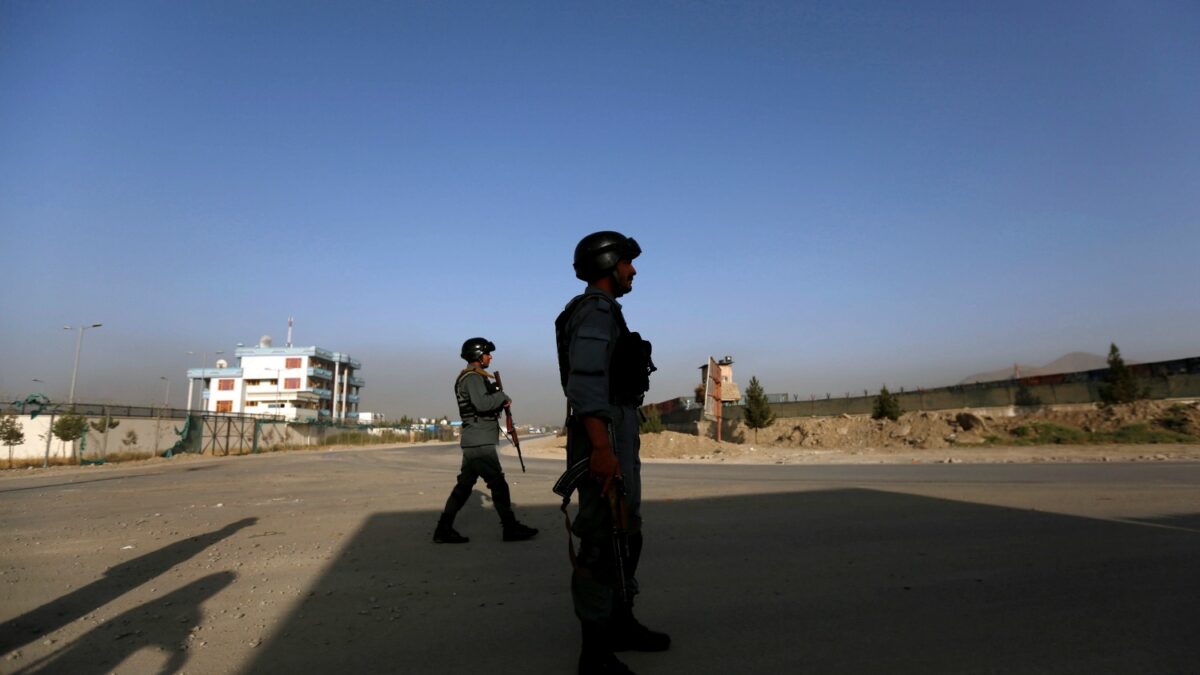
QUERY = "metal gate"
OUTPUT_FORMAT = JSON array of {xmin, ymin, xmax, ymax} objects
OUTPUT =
[{"xmin": 200, "ymin": 414, "xmax": 257, "ymax": 456}]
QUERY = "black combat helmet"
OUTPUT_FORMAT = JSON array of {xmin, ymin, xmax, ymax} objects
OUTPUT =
[
  {"xmin": 460, "ymin": 337, "xmax": 496, "ymax": 362},
  {"xmin": 573, "ymin": 231, "xmax": 641, "ymax": 282}
]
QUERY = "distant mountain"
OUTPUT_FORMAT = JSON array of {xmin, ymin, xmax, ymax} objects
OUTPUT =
[{"xmin": 959, "ymin": 352, "xmax": 1112, "ymax": 384}]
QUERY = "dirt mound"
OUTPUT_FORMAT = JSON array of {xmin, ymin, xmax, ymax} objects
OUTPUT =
[
  {"xmin": 518, "ymin": 401, "xmax": 1200, "ymax": 465},
  {"xmin": 695, "ymin": 400, "xmax": 1200, "ymax": 452}
]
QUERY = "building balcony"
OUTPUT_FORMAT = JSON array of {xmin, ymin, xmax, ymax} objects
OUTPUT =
[
  {"xmin": 313, "ymin": 388, "xmax": 333, "ymax": 400},
  {"xmin": 348, "ymin": 376, "xmax": 365, "ymax": 387},
  {"xmin": 319, "ymin": 409, "xmax": 330, "ymax": 417},
  {"xmin": 308, "ymin": 367, "xmax": 333, "ymax": 380},
  {"xmin": 188, "ymin": 367, "xmax": 243, "ymax": 380},
  {"xmin": 347, "ymin": 394, "xmax": 360, "ymax": 404}
]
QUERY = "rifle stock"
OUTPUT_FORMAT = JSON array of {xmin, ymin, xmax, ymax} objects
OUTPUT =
[{"xmin": 492, "ymin": 371, "xmax": 525, "ymax": 472}]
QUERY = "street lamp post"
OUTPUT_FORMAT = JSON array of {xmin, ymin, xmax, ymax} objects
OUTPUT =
[
  {"xmin": 64, "ymin": 323, "xmax": 102, "ymax": 404},
  {"xmin": 186, "ymin": 349, "xmax": 225, "ymax": 411},
  {"xmin": 160, "ymin": 376, "xmax": 171, "ymax": 408}
]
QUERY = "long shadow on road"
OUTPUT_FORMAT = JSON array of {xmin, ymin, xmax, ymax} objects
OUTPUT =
[
  {"xmin": 0, "ymin": 518, "xmax": 257, "ymax": 656},
  {"xmin": 13, "ymin": 572, "xmax": 236, "ymax": 675},
  {"xmin": 241, "ymin": 490, "xmax": 1199, "ymax": 675}
]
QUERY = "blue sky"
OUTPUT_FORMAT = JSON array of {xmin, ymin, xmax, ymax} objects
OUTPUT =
[{"xmin": 2, "ymin": 1, "xmax": 1197, "ymax": 424}]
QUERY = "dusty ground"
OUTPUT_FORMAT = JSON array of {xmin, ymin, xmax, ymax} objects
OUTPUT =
[
  {"xmin": 518, "ymin": 400, "xmax": 1200, "ymax": 465},
  {"xmin": 3, "ymin": 436, "xmax": 1200, "ymax": 673}
]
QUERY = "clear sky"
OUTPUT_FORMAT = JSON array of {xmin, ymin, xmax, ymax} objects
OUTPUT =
[{"xmin": 2, "ymin": 1, "xmax": 1198, "ymax": 425}]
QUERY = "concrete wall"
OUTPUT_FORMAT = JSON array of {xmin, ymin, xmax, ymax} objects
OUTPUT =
[
  {"xmin": 1, "ymin": 410, "xmax": 335, "ymax": 466},
  {"xmin": 653, "ymin": 368, "xmax": 1200, "ymax": 429},
  {"xmin": 1, "ymin": 414, "xmax": 193, "ymax": 464}
]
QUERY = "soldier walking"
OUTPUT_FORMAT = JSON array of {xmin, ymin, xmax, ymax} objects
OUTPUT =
[
  {"xmin": 555, "ymin": 232, "xmax": 670, "ymax": 674},
  {"xmin": 433, "ymin": 338, "xmax": 538, "ymax": 544}
]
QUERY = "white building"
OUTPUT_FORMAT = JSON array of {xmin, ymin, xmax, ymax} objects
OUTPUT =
[
  {"xmin": 186, "ymin": 336, "xmax": 364, "ymax": 422},
  {"xmin": 357, "ymin": 411, "xmax": 384, "ymax": 425}
]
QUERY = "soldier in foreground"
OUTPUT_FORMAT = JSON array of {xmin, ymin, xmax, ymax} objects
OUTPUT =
[
  {"xmin": 555, "ymin": 232, "xmax": 670, "ymax": 674},
  {"xmin": 433, "ymin": 338, "xmax": 538, "ymax": 544}
]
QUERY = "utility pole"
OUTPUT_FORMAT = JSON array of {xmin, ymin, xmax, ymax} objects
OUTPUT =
[{"xmin": 65, "ymin": 323, "xmax": 102, "ymax": 404}]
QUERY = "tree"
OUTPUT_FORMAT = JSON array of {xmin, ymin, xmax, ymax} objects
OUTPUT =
[
  {"xmin": 872, "ymin": 385, "xmax": 902, "ymax": 421},
  {"xmin": 1, "ymin": 414, "xmax": 25, "ymax": 466},
  {"xmin": 52, "ymin": 411, "xmax": 89, "ymax": 462},
  {"xmin": 742, "ymin": 376, "xmax": 776, "ymax": 442},
  {"xmin": 90, "ymin": 413, "xmax": 120, "ymax": 459},
  {"xmin": 1098, "ymin": 342, "xmax": 1140, "ymax": 406}
]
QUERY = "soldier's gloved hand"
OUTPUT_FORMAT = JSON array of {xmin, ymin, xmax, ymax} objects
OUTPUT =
[{"xmin": 590, "ymin": 449, "xmax": 621, "ymax": 495}]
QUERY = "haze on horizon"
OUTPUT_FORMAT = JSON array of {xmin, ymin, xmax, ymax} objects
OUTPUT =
[{"xmin": 2, "ymin": 2, "xmax": 1198, "ymax": 426}]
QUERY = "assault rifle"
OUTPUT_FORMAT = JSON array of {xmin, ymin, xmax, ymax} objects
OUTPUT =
[
  {"xmin": 492, "ymin": 371, "xmax": 525, "ymax": 472},
  {"xmin": 553, "ymin": 452, "xmax": 633, "ymax": 603}
]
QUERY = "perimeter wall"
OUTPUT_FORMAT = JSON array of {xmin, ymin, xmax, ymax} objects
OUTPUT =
[{"xmin": 650, "ymin": 356, "xmax": 1200, "ymax": 429}]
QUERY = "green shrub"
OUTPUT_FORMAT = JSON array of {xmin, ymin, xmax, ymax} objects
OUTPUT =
[
  {"xmin": 1157, "ymin": 405, "xmax": 1193, "ymax": 434},
  {"xmin": 1007, "ymin": 423, "xmax": 1086, "ymax": 445},
  {"xmin": 639, "ymin": 406, "xmax": 665, "ymax": 434},
  {"xmin": 871, "ymin": 386, "xmax": 901, "ymax": 421},
  {"xmin": 1098, "ymin": 424, "xmax": 1195, "ymax": 444}
]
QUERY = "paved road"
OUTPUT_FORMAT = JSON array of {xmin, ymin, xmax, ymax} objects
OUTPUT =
[{"xmin": 2, "ymin": 443, "xmax": 1198, "ymax": 674}]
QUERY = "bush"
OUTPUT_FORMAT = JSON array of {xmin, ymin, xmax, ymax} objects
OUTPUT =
[
  {"xmin": 871, "ymin": 386, "xmax": 901, "ymax": 421},
  {"xmin": 1007, "ymin": 423, "xmax": 1087, "ymax": 445},
  {"xmin": 1098, "ymin": 423, "xmax": 1195, "ymax": 444},
  {"xmin": 1157, "ymin": 404, "xmax": 1192, "ymax": 434},
  {"xmin": 639, "ymin": 406, "xmax": 665, "ymax": 434}
]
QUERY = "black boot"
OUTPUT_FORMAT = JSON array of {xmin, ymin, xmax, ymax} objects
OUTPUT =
[
  {"xmin": 611, "ymin": 603, "xmax": 670, "ymax": 652},
  {"xmin": 579, "ymin": 621, "xmax": 635, "ymax": 675},
  {"xmin": 433, "ymin": 515, "xmax": 468, "ymax": 544},
  {"xmin": 500, "ymin": 512, "xmax": 539, "ymax": 542}
]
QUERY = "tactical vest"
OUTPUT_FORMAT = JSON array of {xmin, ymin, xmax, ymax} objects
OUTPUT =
[
  {"xmin": 455, "ymin": 367, "xmax": 501, "ymax": 422},
  {"xmin": 555, "ymin": 292, "xmax": 656, "ymax": 406}
]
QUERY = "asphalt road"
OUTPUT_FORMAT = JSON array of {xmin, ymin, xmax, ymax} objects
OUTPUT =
[{"xmin": 2, "ymin": 443, "xmax": 1198, "ymax": 674}]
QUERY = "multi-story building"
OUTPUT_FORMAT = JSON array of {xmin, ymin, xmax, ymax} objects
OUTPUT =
[{"xmin": 186, "ymin": 337, "xmax": 364, "ymax": 422}]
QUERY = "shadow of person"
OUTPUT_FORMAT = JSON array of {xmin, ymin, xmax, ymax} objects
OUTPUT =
[
  {"xmin": 1, "ymin": 517, "xmax": 256, "ymax": 654},
  {"xmin": 470, "ymin": 489, "xmax": 491, "ymax": 510},
  {"xmin": 16, "ymin": 571, "xmax": 236, "ymax": 675}
]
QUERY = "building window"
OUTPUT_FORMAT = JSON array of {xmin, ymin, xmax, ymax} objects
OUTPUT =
[
  {"xmin": 218, "ymin": 379, "xmax": 234, "ymax": 391},
  {"xmin": 286, "ymin": 357, "xmax": 302, "ymax": 369},
  {"xmin": 216, "ymin": 400, "xmax": 233, "ymax": 413},
  {"xmin": 285, "ymin": 378, "xmax": 301, "ymax": 390}
]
